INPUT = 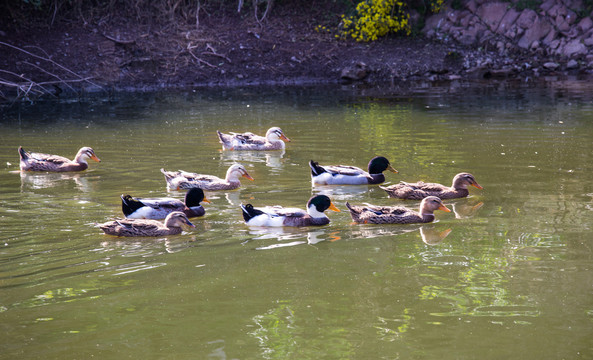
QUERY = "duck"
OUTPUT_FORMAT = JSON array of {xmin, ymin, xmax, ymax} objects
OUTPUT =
[
  {"xmin": 309, "ymin": 156, "xmax": 398, "ymax": 185},
  {"xmin": 121, "ymin": 187, "xmax": 210, "ymax": 219},
  {"xmin": 345, "ymin": 196, "xmax": 451, "ymax": 224},
  {"xmin": 161, "ymin": 164, "xmax": 254, "ymax": 191},
  {"xmin": 217, "ymin": 127, "xmax": 291, "ymax": 151},
  {"xmin": 98, "ymin": 211, "xmax": 195, "ymax": 237},
  {"xmin": 240, "ymin": 195, "xmax": 340, "ymax": 227},
  {"xmin": 18, "ymin": 146, "xmax": 101, "ymax": 172},
  {"xmin": 380, "ymin": 172, "xmax": 483, "ymax": 200}
]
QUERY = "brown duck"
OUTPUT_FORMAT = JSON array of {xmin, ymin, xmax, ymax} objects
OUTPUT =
[
  {"xmin": 18, "ymin": 146, "xmax": 101, "ymax": 172},
  {"xmin": 345, "ymin": 196, "xmax": 451, "ymax": 224},
  {"xmin": 98, "ymin": 211, "xmax": 195, "ymax": 237},
  {"xmin": 380, "ymin": 172, "xmax": 482, "ymax": 200}
]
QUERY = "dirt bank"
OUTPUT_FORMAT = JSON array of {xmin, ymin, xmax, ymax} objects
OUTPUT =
[{"xmin": 0, "ymin": 1, "xmax": 591, "ymax": 101}]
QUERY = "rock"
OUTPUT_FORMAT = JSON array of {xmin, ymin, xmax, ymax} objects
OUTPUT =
[
  {"xmin": 566, "ymin": 59, "xmax": 579, "ymax": 69},
  {"xmin": 466, "ymin": 65, "xmax": 490, "ymax": 78},
  {"xmin": 548, "ymin": 4, "xmax": 566, "ymax": 18},
  {"xmin": 518, "ymin": 17, "xmax": 552, "ymax": 49},
  {"xmin": 577, "ymin": 17, "xmax": 593, "ymax": 33},
  {"xmin": 446, "ymin": 74, "xmax": 462, "ymax": 80},
  {"xmin": 540, "ymin": 0, "xmax": 556, "ymax": 13},
  {"xmin": 496, "ymin": 8, "xmax": 520, "ymax": 35},
  {"xmin": 565, "ymin": 9, "xmax": 577, "ymax": 25},
  {"xmin": 341, "ymin": 62, "xmax": 368, "ymax": 81},
  {"xmin": 476, "ymin": 2, "xmax": 509, "ymax": 30},
  {"xmin": 556, "ymin": 17, "xmax": 571, "ymax": 32},
  {"xmin": 542, "ymin": 28, "xmax": 558, "ymax": 45},
  {"xmin": 458, "ymin": 11, "xmax": 474, "ymax": 28},
  {"xmin": 466, "ymin": 0, "xmax": 478, "ymax": 13},
  {"xmin": 423, "ymin": 12, "xmax": 448, "ymax": 33},
  {"xmin": 516, "ymin": 9, "xmax": 538, "ymax": 29},
  {"xmin": 562, "ymin": 39, "xmax": 587, "ymax": 57},
  {"xmin": 543, "ymin": 62, "xmax": 559, "ymax": 70},
  {"xmin": 490, "ymin": 67, "xmax": 515, "ymax": 77},
  {"xmin": 531, "ymin": 40, "xmax": 540, "ymax": 49}
]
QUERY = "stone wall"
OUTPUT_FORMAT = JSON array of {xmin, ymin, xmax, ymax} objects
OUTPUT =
[{"xmin": 422, "ymin": 0, "xmax": 593, "ymax": 74}]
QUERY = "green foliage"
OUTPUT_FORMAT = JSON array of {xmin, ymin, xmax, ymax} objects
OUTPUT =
[
  {"xmin": 513, "ymin": 0, "xmax": 542, "ymax": 11},
  {"xmin": 575, "ymin": 0, "xmax": 593, "ymax": 19},
  {"xmin": 23, "ymin": 0, "xmax": 43, "ymax": 9}
]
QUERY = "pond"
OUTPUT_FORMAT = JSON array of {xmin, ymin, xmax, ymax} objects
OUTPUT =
[{"xmin": 1, "ymin": 81, "xmax": 593, "ymax": 359}]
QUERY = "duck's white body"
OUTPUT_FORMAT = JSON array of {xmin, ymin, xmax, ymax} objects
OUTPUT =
[
  {"xmin": 241, "ymin": 195, "xmax": 339, "ymax": 227},
  {"xmin": 217, "ymin": 127, "xmax": 290, "ymax": 151}
]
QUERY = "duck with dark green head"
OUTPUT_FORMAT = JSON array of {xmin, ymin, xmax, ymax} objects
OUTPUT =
[
  {"xmin": 241, "ymin": 195, "xmax": 340, "ymax": 227},
  {"xmin": 121, "ymin": 188, "xmax": 210, "ymax": 219},
  {"xmin": 309, "ymin": 156, "xmax": 398, "ymax": 185}
]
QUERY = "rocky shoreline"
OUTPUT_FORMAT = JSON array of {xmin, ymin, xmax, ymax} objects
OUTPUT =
[{"xmin": 422, "ymin": 0, "xmax": 593, "ymax": 79}]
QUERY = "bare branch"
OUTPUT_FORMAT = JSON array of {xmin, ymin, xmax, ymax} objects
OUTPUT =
[{"xmin": 0, "ymin": 41, "xmax": 103, "ymax": 90}]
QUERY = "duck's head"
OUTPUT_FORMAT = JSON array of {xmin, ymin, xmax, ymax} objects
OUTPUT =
[
  {"xmin": 420, "ymin": 196, "xmax": 451, "ymax": 215},
  {"xmin": 227, "ymin": 164, "xmax": 254, "ymax": 181},
  {"xmin": 368, "ymin": 156, "xmax": 398, "ymax": 174},
  {"xmin": 307, "ymin": 195, "xmax": 340, "ymax": 217},
  {"xmin": 266, "ymin": 127, "xmax": 291, "ymax": 142},
  {"xmin": 75, "ymin": 147, "xmax": 101, "ymax": 163},
  {"xmin": 452, "ymin": 173, "xmax": 483, "ymax": 190},
  {"xmin": 164, "ymin": 211, "xmax": 196, "ymax": 228},
  {"xmin": 185, "ymin": 187, "xmax": 210, "ymax": 207}
]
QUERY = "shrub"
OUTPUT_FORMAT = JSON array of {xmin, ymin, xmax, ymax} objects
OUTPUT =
[
  {"xmin": 338, "ymin": 0, "xmax": 445, "ymax": 42},
  {"xmin": 339, "ymin": 0, "xmax": 411, "ymax": 41}
]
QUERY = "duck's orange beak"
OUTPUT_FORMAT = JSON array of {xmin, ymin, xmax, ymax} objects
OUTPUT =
[
  {"xmin": 91, "ymin": 154, "xmax": 101, "ymax": 162},
  {"xmin": 329, "ymin": 202, "xmax": 340, "ymax": 212},
  {"xmin": 242, "ymin": 173, "xmax": 254, "ymax": 181},
  {"xmin": 280, "ymin": 133, "xmax": 291, "ymax": 142},
  {"xmin": 439, "ymin": 204, "xmax": 451, "ymax": 212},
  {"xmin": 471, "ymin": 182, "xmax": 483, "ymax": 190},
  {"xmin": 202, "ymin": 196, "xmax": 211, "ymax": 204},
  {"xmin": 387, "ymin": 164, "xmax": 398, "ymax": 173}
]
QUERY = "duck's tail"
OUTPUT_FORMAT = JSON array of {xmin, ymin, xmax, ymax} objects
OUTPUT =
[
  {"xmin": 18, "ymin": 146, "xmax": 29, "ymax": 160},
  {"xmin": 120, "ymin": 194, "xmax": 145, "ymax": 217},
  {"xmin": 240, "ymin": 204, "xmax": 264, "ymax": 222},
  {"xmin": 344, "ymin": 202, "xmax": 360, "ymax": 222},
  {"xmin": 309, "ymin": 160, "xmax": 326, "ymax": 177},
  {"xmin": 217, "ymin": 130, "xmax": 233, "ymax": 149},
  {"xmin": 160, "ymin": 168, "xmax": 176, "ymax": 180}
]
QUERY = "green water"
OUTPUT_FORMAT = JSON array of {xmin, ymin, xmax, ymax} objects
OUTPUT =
[{"xmin": 1, "ymin": 82, "xmax": 592, "ymax": 359}]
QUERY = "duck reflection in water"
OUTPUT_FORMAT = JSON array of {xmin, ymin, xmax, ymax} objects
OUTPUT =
[
  {"xmin": 220, "ymin": 149, "xmax": 285, "ymax": 171},
  {"xmin": 311, "ymin": 184, "xmax": 372, "ymax": 201},
  {"xmin": 450, "ymin": 200, "xmax": 484, "ymax": 219},
  {"xmin": 346, "ymin": 224, "xmax": 452, "ymax": 245},
  {"xmin": 419, "ymin": 226, "xmax": 453, "ymax": 245},
  {"xmin": 19, "ymin": 171, "xmax": 93, "ymax": 192},
  {"xmin": 246, "ymin": 227, "xmax": 341, "ymax": 249}
]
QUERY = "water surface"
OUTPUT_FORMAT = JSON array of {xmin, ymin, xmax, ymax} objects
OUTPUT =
[{"xmin": 1, "ymin": 81, "xmax": 593, "ymax": 359}]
